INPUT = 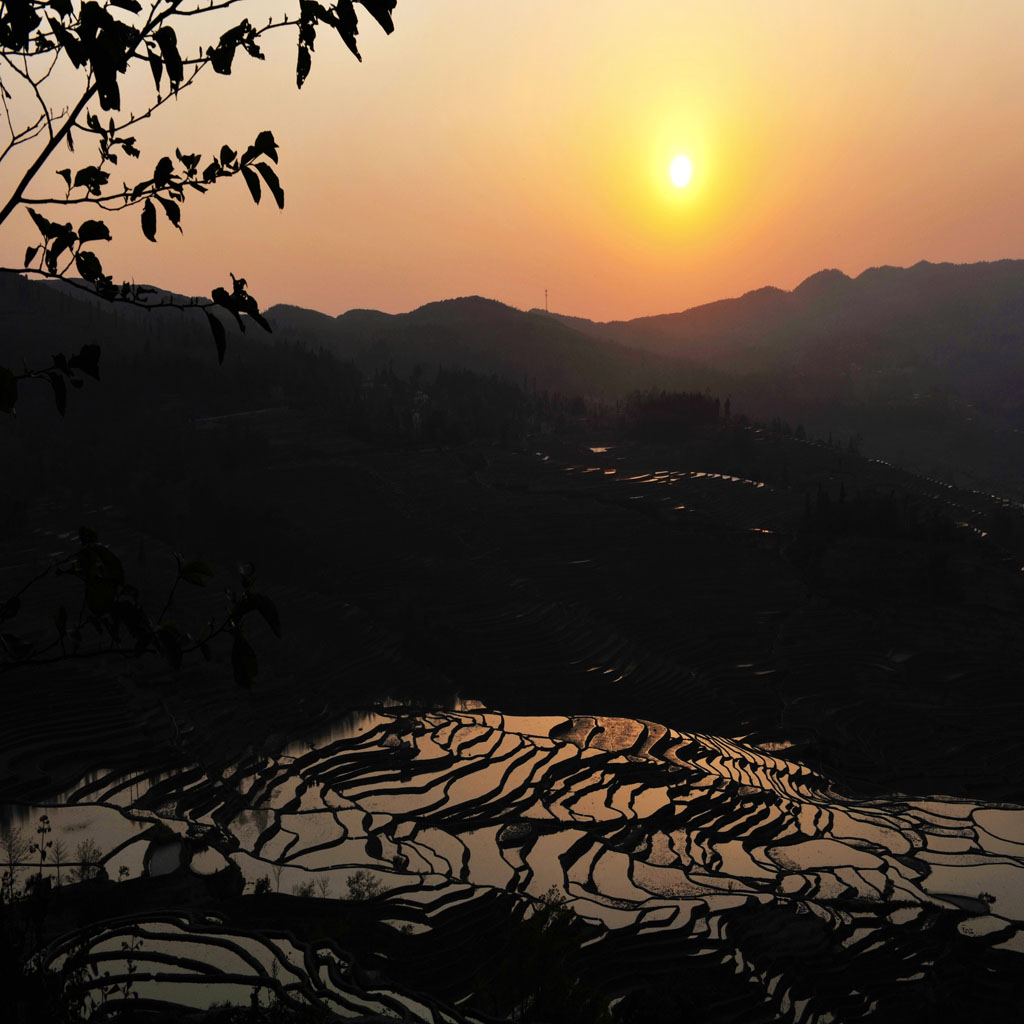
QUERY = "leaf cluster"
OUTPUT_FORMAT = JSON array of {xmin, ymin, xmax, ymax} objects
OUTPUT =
[
  {"xmin": 2, "ymin": 0, "xmax": 397, "ymax": 362},
  {"xmin": 0, "ymin": 341, "xmax": 100, "ymax": 416},
  {"xmin": 0, "ymin": 527, "xmax": 280, "ymax": 686}
]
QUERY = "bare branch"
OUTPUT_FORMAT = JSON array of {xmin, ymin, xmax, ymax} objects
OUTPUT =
[{"xmin": 0, "ymin": 83, "xmax": 96, "ymax": 230}]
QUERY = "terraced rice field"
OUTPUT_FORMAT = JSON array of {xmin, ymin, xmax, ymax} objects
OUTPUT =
[
  {"xmin": 12, "ymin": 708, "xmax": 1024, "ymax": 1021},
  {"xmin": 4, "ymin": 430, "xmax": 1024, "ymax": 1020}
]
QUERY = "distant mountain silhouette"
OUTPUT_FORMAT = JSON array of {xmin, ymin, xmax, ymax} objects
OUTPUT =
[
  {"xmin": 538, "ymin": 260, "xmax": 1024, "ymax": 416},
  {"xmin": 266, "ymin": 294, "xmax": 702, "ymax": 396},
  {"xmin": 7, "ymin": 258, "xmax": 1024, "ymax": 494}
]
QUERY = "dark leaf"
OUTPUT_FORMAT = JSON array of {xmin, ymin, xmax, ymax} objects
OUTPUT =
[
  {"xmin": 235, "ymin": 593, "xmax": 281, "ymax": 637},
  {"xmin": 208, "ymin": 43, "xmax": 233, "ymax": 75},
  {"xmin": 109, "ymin": 0, "xmax": 142, "ymax": 12},
  {"xmin": 0, "ymin": 366, "xmax": 16, "ymax": 414},
  {"xmin": 204, "ymin": 309, "xmax": 227, "ymax": 363},
  {"xmin": 141, "ymin": 198, "xmax": 156, "ymax": 241},
  {"xmin": 23, "ymin": 246, "xmax": 38, "ymax": 267},
  {"xmin": 333, "ymin": 0, "xmax": 361, "ymax": 59},
  {"xmin": 27, "ymin": 207, "xmax": 57, "ymax": 238},
  {"xmin": 358, "ymin": 0, "xmax": 396, "ymax": 34},
  {"xmin": 255, "ymin": 162, "xmax": 284, "ymax": 209},
  {"xmin": 156, "ymin": 195, "xmax": 181, "ymax": 231},
  {"xmin": 73, "ymin": 166, "xmax": 109, "ymax": 194},
  {"xmin": 296, "ymin": 44, "xmax": 312, "ymax": 89},
  {"xmin": 154, "ymin": 26, "xmax": 183, "ymax": 87},
  {"xmin": 153, "ymin": 155, "xmax": 173, "ymax": 187},
  {"xmin": 45, "ymin": 226, "xmax": 76, "ymax": 272},
  {"xmin": 46, "ymin": 17, "xmax": 84, "ymax": 66},
  {"xmin": 48, "ymin": 372, "xmax": 67, "ymax": 416},
  {"xmin": 94, "ymin": 75, "xmax": 121, "ymax": 112},
  {"xmin": 231, "ymin": 631, "xmax": 258, "ymax": 687},
  {"xmin": 75, "ymin": 249, "xmax": 103, "ymax": 282},
  {"xmin": 145, "ymin": 45, "xmax": 162, "ymax": 90},
  {"xmin": 57, "ymin": 167, "xmax": 71, "ymax": 189},
  {"xmin": 254, "ymin": 130, "xmax": 278, "ymax": 163},
  {"xmin": 176, "ymin": 149, "xmax": 200, "ymax": 174},
  {"xmin": 77, "ymin": 219, "xmax": 111, "ymax": 243},
  {"xmin": 211, "ymin": 287, "xmax": 243, "ymax": 330},
  {"xmin": 240, "ymin": 165, "xmax": 261, "ymax": 204},
  {"xmin": 219, "ymin": 144, "xmax": 237, "ymax": 166},
  {"xmin": 69, "ymin": 343, "xmax": 101, "ymax": 380}
]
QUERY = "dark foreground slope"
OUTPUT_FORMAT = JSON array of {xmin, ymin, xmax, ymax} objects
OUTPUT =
[{"xmin": 4, "ymin": 409, "xmax": 1024, "ymax": 1021}]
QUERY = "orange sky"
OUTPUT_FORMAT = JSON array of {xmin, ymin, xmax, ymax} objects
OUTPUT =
[{"xmin": 3, "ymin": 1, "xmax": 1024, "ymax": 320}]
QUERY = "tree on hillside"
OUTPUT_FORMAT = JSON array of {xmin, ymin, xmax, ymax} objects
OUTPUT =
[
  {"xmin": 0, "ymin": 0, "xmax": 398, "ymax": 682},
  {"xmin": 0, "ymin": 0, "xmax": 397, "ymax": 416}
]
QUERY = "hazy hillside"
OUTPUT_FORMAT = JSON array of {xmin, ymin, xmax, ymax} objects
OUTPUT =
[
  {"xmin": 266, "ymin": 295, "xmax": 702, "ymax": 397},
  {"xmin": 7, "ymin": 263, "xmax": 1024, "ymax": 495},
  {"xmin": 544, "ymin": 260, "xmax": 1024, "ymax": 420},
  {"xmin": 540, "ymin": 260, "xmax": 1024, "ymax": 495}
]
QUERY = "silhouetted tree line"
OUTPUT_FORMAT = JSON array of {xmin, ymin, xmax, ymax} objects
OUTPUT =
[
  {"xmin": 621, "ymin": 389, "xmax": 721, "ymax": 440},
  {"xmin": 0, "ymin": 333, "xmax": 578, "ymax": 586},
  {"xmin": 351, "ymin": 365, "xmax": 526, "ymax": 446}
]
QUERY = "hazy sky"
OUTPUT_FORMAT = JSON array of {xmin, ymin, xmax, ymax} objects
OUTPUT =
[{"xmin": 4, "ymin": 1, "xmax": 1024, "ymax": 320}]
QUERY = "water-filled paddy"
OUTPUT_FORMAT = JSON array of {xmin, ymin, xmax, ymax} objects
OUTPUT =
[{"xmin": 8, "ymin": 705, "xmax": 1024, "ymax": 1019}]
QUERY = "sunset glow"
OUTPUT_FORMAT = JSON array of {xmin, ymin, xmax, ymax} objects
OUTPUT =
[{"xmin": 2, "ymin": 1, "xmax": 1023, "ymax": 320}]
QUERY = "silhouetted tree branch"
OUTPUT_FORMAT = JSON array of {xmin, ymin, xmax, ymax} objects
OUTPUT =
[
  {"xmin": 0, "ymin": 0, "xmax": 397, "ymax": 680},
  {"xmin": 0, "ymin": 527, "xmax": 280, "ymax": 687},
  {"xmin": 0, "ymin": 0, "xmax": 397, "ymax": 411}
]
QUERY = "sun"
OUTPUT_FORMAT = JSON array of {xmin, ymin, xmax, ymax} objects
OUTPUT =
[{"xmin": 669, "ymin": 154, "xmax": 693, "ymax": 188}]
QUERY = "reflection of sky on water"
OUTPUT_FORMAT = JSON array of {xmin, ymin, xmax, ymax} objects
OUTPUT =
[
  {"xmin": 19, "ymin": 708, "xmax": 1024, "ymax": 1019},
  {"xmin": 19, "ymin": 706, "xmax": 1024, "ymax": 1019},
  {"xmin": 17, "ymin": 710, "xmax": 1024, "ymax": 929}
]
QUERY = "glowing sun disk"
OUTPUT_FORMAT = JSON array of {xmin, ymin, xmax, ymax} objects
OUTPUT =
[{"xmin": 670, "ymin": 154, "xmax": 693, "ymax": 188}]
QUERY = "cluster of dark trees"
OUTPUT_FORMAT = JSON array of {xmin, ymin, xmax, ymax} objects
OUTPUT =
[
  {"xmin": 620, "ymin": 389, "xmax": 722, "ymax": 440},
  {"xmin": 355, "ymin": 365, "xmax": 527, "ymax": 446}
]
